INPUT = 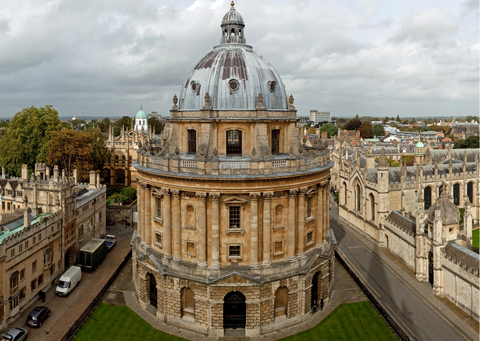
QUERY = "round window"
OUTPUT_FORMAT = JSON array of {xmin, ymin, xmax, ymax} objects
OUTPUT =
[
  {"xmin": 229, "ymin": 79, "xmax": 239, "ymax": 91},
  {"xmin": 191, "ymin": 81, "xmax": 197, "ymax": 91},
  {"xmin": 269, "ymin": 81, "xmax": 276, "ymax": 93}
]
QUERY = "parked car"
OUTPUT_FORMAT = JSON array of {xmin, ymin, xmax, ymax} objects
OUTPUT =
[
  {"xmin": 1, "ymin": 327, "xmax": 28, "ymax": 341},
  {"xmin": 105, "ymin": 235, "xmax": 116, "ymax": 251},
  {"xmin": 56, "ymin": 266, "xmax": 82, "ymax": 296},
  {"xmin": 26, "ymin": 306, "xmax": 51, "ymax": 328}
]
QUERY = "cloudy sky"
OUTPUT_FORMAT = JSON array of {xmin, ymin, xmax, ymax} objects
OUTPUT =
[{"xmin": 0, "ymin": 0, "xmax": 478, "ymax": 118}]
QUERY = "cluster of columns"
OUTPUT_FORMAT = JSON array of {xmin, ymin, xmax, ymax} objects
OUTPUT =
[{"xmin": 136, "ymin": 180, "xmax": 331, "ymax": 269}]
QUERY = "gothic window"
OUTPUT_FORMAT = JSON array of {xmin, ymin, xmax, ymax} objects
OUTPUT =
[
  {"xmin": 344, "ymin": 184, "xmax": 347, "ymax": 206},
  {"xmin": 187, "ymin": 130, "xmax": 197, "ymax": 154},
  {"xmin": 370, "ymin": 194, "xmax": 375, "ymax": 221},
  {"xmin": 438, "ymin": 185, "xmax": 444, "ymax": 197},
  {"xmin": 424, "ymin": 186, "xmax": 432, "ymax": 210},
  {"xmin": 356, "ymin": 184, "xmax": 361, "ymax": 211},
  {"xmin": 121, "ymin": 155, "xmax": 126, "ymax": 165},
  {"xmin": 453, "ymin": 183, "xmax": 460, "ymax": 206},
  {"xmin": 115, "ymin": 155, "xmax": 119, "ymax": 165},
  {"xmin": 467, "ymin": 182, "xmax": 473, "ymax": 204},
  {"xmin": 226, "ymin": 130, "xmax": 242, "ymax": 155},
  {"xmin": 115, "ymin": 169, "xmax": 125, "ymax": 184},
  {"xmin": 229, "ymin": 206, "xmax": 240, "ymax": 229},
  {"xmin": 10, "ymin": 271, "xmax": 19, "ymax": 294},
  {"xmin": 271, "ymin": 129, "xmax": 280, "ymax": 154}
]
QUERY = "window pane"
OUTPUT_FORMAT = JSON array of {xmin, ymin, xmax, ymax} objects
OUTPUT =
[
  {"xmin": 188, "ymin": 130, "xmax": 197, "ymax": 154},
  {"xmin": 229, "ymin": 206, "xmax": 240, "ymax": 228},
  {"xmin": 226, "ymin": 130, "xmax": 242, "ymax": 155},
  {"xmin": 272, "ymin": 130, "xmax": 280, "ymax": 153}
]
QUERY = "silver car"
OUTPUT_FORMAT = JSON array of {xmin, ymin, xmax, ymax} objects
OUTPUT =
[{"xmin": 1, "ymin": 327, "xmax": 28, "ymax": 341}]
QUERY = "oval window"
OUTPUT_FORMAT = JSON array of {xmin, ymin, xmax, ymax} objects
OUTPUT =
[
  {"xmin": 269, "ymin": 81, "xmax": 276, "ymax": 93},
  {"xmin": 191, "ymin": 81, "xmax": 197, "ymax": 91},
  {"xmin": 229, "ymin": 79, "xmax": 239, "ymax": 91}
]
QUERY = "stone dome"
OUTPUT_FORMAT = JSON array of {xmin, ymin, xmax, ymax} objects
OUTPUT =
[
  {"xmin": 177, "ymin": 4, "xmax": 288, "ymax": 111},
  {"xmin": 427, "ymin": 188, "xmax": 460, "ymax": 225}
]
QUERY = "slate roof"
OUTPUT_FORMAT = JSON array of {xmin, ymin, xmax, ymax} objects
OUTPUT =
[
  {"xmin": 386, "ymin": 210, "xmax": 416, "ymax": 236},
  {"xmin": 429, "ymin": 149, "xmax": 479, "ymax": 163},
  {"xmin": 444, "ymin": 241, "xmax": 479, "ymax": 276}
]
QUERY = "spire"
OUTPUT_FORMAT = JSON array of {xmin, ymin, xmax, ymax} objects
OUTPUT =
[{"xmin": 378, "ymin": 148, "xmax": 388, "ymax": 168}]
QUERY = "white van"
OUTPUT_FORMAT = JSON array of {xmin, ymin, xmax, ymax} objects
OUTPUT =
[{"xmin": 56, "ymin": 266, "xmax": 82, "ymax": 297}]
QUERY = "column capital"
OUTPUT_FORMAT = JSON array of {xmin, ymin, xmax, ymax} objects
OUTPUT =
[
  {"xmin": 299, "ymin": 187, "xmax": 308, "ymax": 195},
  {"xmin": 289, "ymin": 189, "xmax": 298, "ymax": 197},
  {"xmin": 211, "ymin": 193, "xmax": 220, "ymax": 202},
  {"xmin": 263, "ymin": 192, "xmax": 274, "ymax": 200},
  {"xmin": 161, "ymin": 187, "xmax": 170, "ymax": 196},
  {"xmin": 196, "ymin": 192, "xmax": 207, "ymax": 202},
  {"xmin": 249, "ymin": 193, "xmax": 260, "ymax": 202},
  {"xmin": 171, "ymin": 189, "xmax": 180, "ymax": 198}
]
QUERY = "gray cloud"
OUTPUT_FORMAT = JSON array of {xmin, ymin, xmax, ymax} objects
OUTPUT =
[{"xmin": 358, "ymin": 19, "xmax": 393, "ymax": 30}]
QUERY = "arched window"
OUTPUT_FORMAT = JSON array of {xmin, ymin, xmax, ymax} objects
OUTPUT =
[
  {"xmin": 115, "ymin": 169, "xmax": 125, "ymax": 184},
  {"xmin": 370, "ymin": 194, "xmax": 375, "ymax": 221},
  {"xmin": 453, "ymin": 183, "xmax": 460, "ymax": 206},
  {"xmin": 467, "ymin": 182, "xmax": 474, "ymax": 204},
  {"xmin": 271, "ymin": 129, "xmax": 280, "ymax": 154},
  {"xmin": 424, "ymin": 186, "xmax": 432, "ymax": 210},
  {"xmin": 439, "ymin": 185, "xmax": 444, "ymax": 197},
  {"xmin": 226, "ymin": 130, "xmax": 242, "ymax": 155},
  {"xmin": 101, "ymin": 168, "xmax": 110, "ymax": 184},
  {"xmin": 187, "ymin": 130, "xmax": 197, "ymax": 154},
  {"xmin": 356, "ymin": 184, "xmax": 361, "ymax": 211},
  {"xmin": 186, "ymin": 205, "xmax": 195, "ymax": 228},
  {"xmin": 114, "ymin": 155, "xmax": 119, "ymax": 165},
  {"xmin": 274, "ymin": 205, "xmax": 284, "ymax": 228},
  {"xmin": 10, "ymin": 271, "xmax": 19, "ymax": 292},
  {"xmin": 274, "ymin": 287, "xmax": 288, "ymax": 319},
  {"xmin": 121, "ymin": 155, "xmax": 126, "ymax": 165},
  {"xmin": 181, "ymin": 288, "xmax": 195, "ymax": 320},
  {"xmin": 231, "ymin": 28, "xmax": 235, "ymax": 36},
  {"xmin": 344, "ymin": 184, "xmax": 347, "ymax": 206}
]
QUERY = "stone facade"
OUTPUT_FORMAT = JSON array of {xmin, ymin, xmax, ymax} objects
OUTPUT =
[
  {"xmin": 132, "ymin": 4, "xmax": 335, "ymax": 337},
  {"xmin": 0, "ymin": 164, "xmax": 107, "ymax": 330}
]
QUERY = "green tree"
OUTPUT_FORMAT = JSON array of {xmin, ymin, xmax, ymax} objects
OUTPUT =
[
  {"xmin": 453, "ymin": 136, "xmax": 479, "ymax": 149},
  {"xmin": 148, "ymin": 117, "xmax": 164, "ymax": 134},
  {"xmin": 359, "ymin": 121, "xmax": 373, "ymax": 138},
  {"xmin": 396, "ymin": 115, "xmax": 401, "ymax": 122},
  {"xmin": 465, "ymin": 115, "xmax": 479, "ymax": 122},
  {"xmin": 382, "ymin": 116, "xmax": 388, "ymax": 124},
  {"xmin": 372, "ymin": 124, "xmax": 385, "ymax": 137},
  {"xmin": 345, "ymin": 119, "xmax": 362, "ymax": 131},
  {"xmin": 319, "ymin": 123, "xmax": 338, "ymax": 137},
  {"xmin": 86, "ymin": 128, "xmax": 111, "ymax": 172},
  {"xmin": 0, "ymin": 106, "xmax": 62, "ymax": 176},
  {"xmin": 114, "ymin": 116, "xmax": 133, "ymax": 136},
  {"xmin": 308, "ymin": 126, "xmax": 317, "ymax": 134}
]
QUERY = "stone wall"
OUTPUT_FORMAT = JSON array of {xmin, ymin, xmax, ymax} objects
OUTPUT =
[{"xmin": 106, "ymin": 202, "xmax": 137, "ymax": 224}]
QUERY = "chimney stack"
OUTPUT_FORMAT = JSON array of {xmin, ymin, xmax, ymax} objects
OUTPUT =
[
  {"xmin": 89, "ymin": 171, "xmax": 96, "ymax": 189},
  {"xmin": 24, "ymin": 208, "xmax": 32, "ymax": 228},
  {"xmin": 53, "ymin": 166, "xmax": 59, "ymax": 182},
  {"xmin": 21, "ymin": 164, "xmax": 28, "ymax": 180}
]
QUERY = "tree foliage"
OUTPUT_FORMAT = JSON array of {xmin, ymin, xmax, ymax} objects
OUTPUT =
[
  {"xmin": 114, "ymin": 116, "xmax": 133, "ymax": 136},
  {"xmin": 319, "ymin": 123, "xmax": 338, "ymax": 137},
  {"xmin": 46, "ymin": 128, "xmax": 111, "ymax": 182},
  {"xmin": 106, "ymin": 187, "xmax": 137, "ymax": 206},
  {"xmin": 148, "ymin": 117, "xmax": 164, "ymax": 134},
  {"xmin": 453, "ymin": 136, "xmax": 479, "ymax": 149},
  {"xmin": 359, "ymin": 121, "xmax": 373, "ymax": 138},
  {"xmin": 372, "ymin": 124, "xmax": 386, "ymax": 137},
  {"xmin": 0, "ymin": 106, "xmax": 62, "ymax": 176},
  {"xmin": 345, "ymin": 119, "xmax": 362, "ymax": 131},
  {"xmin": 308, "ymin": 126, "xmax": 317, "ymax": 134}
]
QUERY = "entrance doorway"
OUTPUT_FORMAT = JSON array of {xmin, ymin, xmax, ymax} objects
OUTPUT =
[
  {"xmin": 428, "ymin": 252, "xmax": 434, "ymax": 285},
  {"xmin": 148, "ymin": 274, "xmax": 157, "ymax": 308},
  {"xmin": 311, "ymin": 272, "xmax": 319, "ymax": 312},
  {"xmin": 64, "ymin": 247, "xmax": 75, "ymax": 269},
  {"xmin": 224, "ymin": 292, "xmax": 246, "ymax": 333}
]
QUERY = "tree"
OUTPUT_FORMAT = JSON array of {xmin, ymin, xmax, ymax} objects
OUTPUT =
[
  {"xmin": 453, "ymin": 136, "xmax": 479, "ymax": 149},
  {"xmin": 148, "ymin": 117, "xmax": 164, "ymax": 134},
  {"xmin": 319, "ymin": 123, "xmax": 338, "ymax": 137},
  {"xmin": 345, "ymin": 119, "xmax": 362, "ymax": 131},
  {"xmin": 465, "ymin": 115, "xmax": 479, "ymax": 122},
  {"xmin": 359, "ymin": 121, "xmax": 373, "ymax": 138},
  {"xmin": 372, "ymin": 124, "xmax": 385, "ymax": 137},
  {"xmin": 382, "ymin": 116, "xmax": 388, "ymax": 124},
  {"xmin": 0, "ymin": 106, "xmax": 62, "ymax": 176},
  {"xmin": 396, "ymin": 115, "xmax": 401, "ymax": 122},
  {"xmin": 308, "ymin": 126, "xmax": 317, "ymax": 134},
  {"xmin": 114, "ymin": 116, "xmax": 133, "ymax": 136},
  {"xmin": 46, "ymin": 128, "xmax": 111, "ymax": 182}
]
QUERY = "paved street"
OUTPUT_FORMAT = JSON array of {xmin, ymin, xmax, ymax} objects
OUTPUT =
[
  {"xmin": 9, "ymin": 223, "xmax": 134, "ymax": 341},
  {"xmin": 331, "ymin": 205, "xmax": 478, "ymax": 341}
]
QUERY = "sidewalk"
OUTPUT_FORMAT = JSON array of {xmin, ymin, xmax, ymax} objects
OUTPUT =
[{"xmin": 330, "ymin": 200, "xmax": 479, "ymax": 341}]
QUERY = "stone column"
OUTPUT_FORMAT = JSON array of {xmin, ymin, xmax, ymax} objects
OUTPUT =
[
  {"xmin": 172, "ymin": 190, "xmax": 181, "ymax": 262},
  {"xmin": 262, "ymin": 192, "xmax": 273, "ymax": 267},
  {"xmin": 163, "ymin": 189, "xmax": 172, "ymax": 258},
  {"xmin": 144, "ymin": 185, "xmax": 151, "ymax": 246},
  {"xmin": 323, "ymin": 184, "xmax": 329, "ymax": 240},
  {"xmin": 316, "ymin": 185, "xmax": 323, "ymax": 246},
  {"xmin": 197, "ymin": 192, "xmax": 207, "ymax": 268},
  {"xmin": 288, "ymin": 189, "xmax": 298, "ymax": 261},
  {"xmin": 325, "ymin": 182, "xmax": 330, "ymax": 239},
  {"xmin": 136, "ymin": 182, "xmax": 143, "ymax": 239},
  {"xmin": 249, "ymin": 193, "xmax": 260, "ymax": 269},
  {"xmin": 210, "ymin": 194, "xmax": 220, "ymax": 269},
  {"xmin": 297, "ymin": 187, "xmax": 307, "ymax": 258}
]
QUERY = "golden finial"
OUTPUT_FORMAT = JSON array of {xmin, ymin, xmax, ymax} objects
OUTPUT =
[{"xmin": 231, "ymin": 1, "xmax": 235, "ymax": 8}]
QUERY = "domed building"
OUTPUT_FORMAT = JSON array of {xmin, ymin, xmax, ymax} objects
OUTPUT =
[
  {"xmin": 132, "ymin": 3, "xmax": 335, "ymax": 337},
  {"xmin": 135, "ymin": 107, "xmax": 148, "ymax": 133}
]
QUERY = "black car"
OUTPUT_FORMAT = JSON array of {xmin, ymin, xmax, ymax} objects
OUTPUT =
[{"xmin": 26, "ymin": 306, "xmax": 51, "ymax": 328}]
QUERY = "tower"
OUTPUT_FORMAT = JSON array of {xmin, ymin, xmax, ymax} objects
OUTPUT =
[{"xmin": 135, "ymin": 106, "xmax": 148, "ymax": 133}]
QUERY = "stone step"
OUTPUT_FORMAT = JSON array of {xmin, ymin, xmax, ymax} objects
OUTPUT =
[{"xmin": 222, "ymin": 328, "xmax": 247, "ymax": 338}]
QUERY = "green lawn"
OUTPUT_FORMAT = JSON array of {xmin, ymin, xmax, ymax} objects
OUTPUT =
[
  {"xmin": 280, "ymin": 301, "xmax": 397, "ymax": 341},
  {"xmin": 75, "ymin": 301, "xmax": 395, "ymax": 341},
  {"xmin": 74, "ymin": 303, "xmax": 187, "ymax": 341},
  {"xmin": 473, "ymin": 229, "xmax": 479, "ymax": 248}
]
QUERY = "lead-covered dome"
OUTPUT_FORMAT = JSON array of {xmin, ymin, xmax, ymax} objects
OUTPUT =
[{"xmin": 177, "ymin": 4, "xmax": 288, "ymax": 111}]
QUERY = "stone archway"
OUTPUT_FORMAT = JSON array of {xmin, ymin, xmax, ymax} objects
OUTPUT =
[
  {"xmin": 64, "ymin": 247, "xmax": 75, "ymax": 269},
  {"xmin": 224, "ymin": 291, "xmax": 246, "ymax": 334},
  {"xmin": 148, "ymin": 273, "xmax": 157, "ymax": 309},
  {"xmin": 311, "ymin": 272, "xmax": 319, "ymax": 312}
]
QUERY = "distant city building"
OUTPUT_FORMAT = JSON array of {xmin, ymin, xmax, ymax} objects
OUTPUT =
[{"xmin": 310, "ymin": 110, "xmax": 331, "ymax": 123}]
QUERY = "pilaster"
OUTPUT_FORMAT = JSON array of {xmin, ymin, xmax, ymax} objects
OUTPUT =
[
  {"xmin": 288, "ymin": 189, "xmax": 297, "ymax": 262},
  {"xmin": 262, "ymin": 192, "xmax": 273, "ymax": 267},
  {"xmin": 210, "ymin": 194, "xmax": 220, "ymax": 269},
  {"xmin": 197, "ymin": 192, "xmax": 207, "ymax": 268},
  {"xmin": 249, "ymin": 193, "xmax": 260, "ymax": 269},
  {"xmin": 172, "ymin": 190, "xmax": 182, "ymax": 262}
]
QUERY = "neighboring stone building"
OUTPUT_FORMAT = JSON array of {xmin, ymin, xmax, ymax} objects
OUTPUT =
[
  {"xmin": 0, "ymin": 164, "xmax": 106, "ymax": 329},
  {"xmin": 132, "ymin": 3, "xmax": 335, "ymax": 337},
  {"xmin": 336, "ymin": 146, "xmax": 479, "ymax": 318}
]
